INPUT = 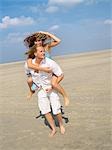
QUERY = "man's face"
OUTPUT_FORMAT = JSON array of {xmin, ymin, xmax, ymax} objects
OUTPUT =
[{"xmin": 36, "ymin": 46, "xmax": 45, "ymax": 59}]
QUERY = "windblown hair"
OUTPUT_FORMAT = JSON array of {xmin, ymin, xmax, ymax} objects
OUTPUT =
[
  {"xmin": 24, "ymin": 32, "xmax": 48, "ymax": 48},
  {"xmin": 24, "ymin": 32, "xmax": 52, "ymax": 59},
  {"xmin": 25, "ymin": 44, "xmax": 37, "ymax": 59}
]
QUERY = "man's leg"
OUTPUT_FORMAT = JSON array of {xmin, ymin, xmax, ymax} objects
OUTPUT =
[
  {"xmin": 37, "ymin": 89, "xmax": 56, "ymax": 137},
  {"xmin": 49, "ymin": 90, "xmax": 65, "ymax": 134},
  {"xmin": 56, "ymin": 113, "xmax": 65, "ymax": 134},
  {"xmin": 44, "ymin": 113, "xmax": 56, "ymax": 137}
]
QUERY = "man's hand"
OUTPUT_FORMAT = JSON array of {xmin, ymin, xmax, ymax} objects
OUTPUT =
[{"xmin": 46, "ymin": 87, "xmax": 53, "ymax": 93}]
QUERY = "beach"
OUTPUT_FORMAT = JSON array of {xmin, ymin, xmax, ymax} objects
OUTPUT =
[{"xmin": 0, "ymin": 49, "xmax": 111, "ymax": 150}]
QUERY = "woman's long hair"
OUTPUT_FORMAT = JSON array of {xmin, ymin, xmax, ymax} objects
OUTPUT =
[
  {"xmin": 25, "ymin": 44, "xmax": 37, "ymax": 59},
  {"xmin": 24, "ymin": 32, "xmax": 48, "ymax": 48},
  {"xmin": 24, "ymin": 32, "xmax": 52, "ymax": 58}
]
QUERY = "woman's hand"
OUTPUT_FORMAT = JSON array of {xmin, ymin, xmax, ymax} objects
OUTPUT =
[
  {"xmin": 39, "ymin": 31, "xmax": 51, "ymax": 38},
  {"xmin": 39, "ymin": 31, "xmax": 61, "ymax": 47},
  {"xmin": 39, "ymin": 31, "xmax": 49, "ymax": 35},
  {"xmin": 40, "ymin": 67, "xmax": 52, "ymax": 73}
]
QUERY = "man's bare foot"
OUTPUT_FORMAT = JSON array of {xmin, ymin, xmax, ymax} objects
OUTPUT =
[
  {"xmin": 27, "ymin": 91, "xmax": 35, "ymax": 99},
  {"xmin": 60, "ymin": 125, "xmax": 65, "ymax": 134},
  {"xmin": 49, "ymin": 129, "xmax": 57, "ymax": 137},
  {"xmin": 64, "ymin": 97, "xmax": 70, "ymax": 106}
]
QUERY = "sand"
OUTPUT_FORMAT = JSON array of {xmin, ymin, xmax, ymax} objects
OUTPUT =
[{"xmin": 0, "ymin": 49, "xmax": 111, "ymax": 150}]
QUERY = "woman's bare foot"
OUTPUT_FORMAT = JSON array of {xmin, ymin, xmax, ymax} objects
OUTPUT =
[
  {"xmin": 64, "ymin": 97, "xmax": 70, "ymax": 106},
  {"xmin": 27, "ymin": 91, "xmax": 35, "ymax": 99},
  {"xmin": 49, "ymin": 129, "xmax": 57, "ymax": 137},
  {"xmin": 46, "ymin": 87, "xmax": 52, "ymax": 93},
  {"xmin": 60, "ymin": 125, "xmax": 65, "ymax": 134}
]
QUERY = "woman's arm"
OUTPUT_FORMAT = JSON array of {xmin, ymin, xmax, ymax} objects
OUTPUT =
[
  {"xmin": 27, "ymin": 58, "xmax": 52, "ymax": 73},
  {"xmin": 39, "ymin": 31, "xmax": 61, "ymax": 47}
]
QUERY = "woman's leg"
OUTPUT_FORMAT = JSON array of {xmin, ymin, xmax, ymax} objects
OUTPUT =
[
  {"xmin": 27, "ymin": 76, "xmax": 35, "ymax": 99},
  {"xmin": 51, "ymin": 75, "xmax": 69, "ymax": 106}
]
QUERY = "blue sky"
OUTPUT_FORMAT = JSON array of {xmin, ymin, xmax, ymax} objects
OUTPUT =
[{"xmin": 0, "ymin": 0, "xmax": 111, "ymax": 63}]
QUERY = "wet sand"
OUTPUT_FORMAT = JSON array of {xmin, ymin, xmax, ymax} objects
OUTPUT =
[{"xmin": 0, "ymin": 49, "xmax": 111, "ymax": 150}]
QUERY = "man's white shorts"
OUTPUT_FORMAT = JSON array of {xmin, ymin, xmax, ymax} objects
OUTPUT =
[{"xmin": 37, "ymin": 89, "xmax": 61, "ymax": 115}]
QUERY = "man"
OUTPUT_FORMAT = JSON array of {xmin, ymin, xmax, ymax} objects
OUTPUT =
[{"xmin": 30, "ymin": 46, "xmax": 65, "ymax": 137}]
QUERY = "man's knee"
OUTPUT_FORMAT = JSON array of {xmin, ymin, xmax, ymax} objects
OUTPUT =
[{"xmin": 52, "ymin": 108, "xmax": 61, "ymax": 115}]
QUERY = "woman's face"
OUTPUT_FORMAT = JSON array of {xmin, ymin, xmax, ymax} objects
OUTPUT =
[{"xmin": 35, "ymin": 40, "xmax": 43, "ymax": 46}]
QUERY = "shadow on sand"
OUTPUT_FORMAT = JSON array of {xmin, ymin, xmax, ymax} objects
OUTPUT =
[{"xmin": 35, "ymin": 106, "xmax": 69, "ymax": 128}]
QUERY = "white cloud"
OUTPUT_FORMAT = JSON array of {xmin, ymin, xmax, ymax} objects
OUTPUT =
[
  {"xmin": 48, "ymin": 0, "xmax": 84, "ymax": 6},
  {"xmin": 0, "ymin": 32, "xmax": 30, "ymax": 44},
  {"xmin": 6, "ymin": 33, "xmax": 24, "ymax": 43},
  {"xmin": 46, "ymin": 6, "xmax": 59, "ymax": 13},
  {"xmin": 48, "ymin": 25, "xmax": 59, "ymax": 31},
  {"xmin": 28, "ymin": 4, "xmax": 45, "ymax": 13},
  {"xmin": 104, "ymin": 19, "xmax": 112, "ymax": 25},
  {"xmin": 46, "ymin": 0, "xmax": 84, "ymax": 13},
  {"xmin": 29, "ymin": 6, "xmax": 40, "ymax": 13},
  {"xmin": 0, "ymin": 16, "xmax": 35, "ymax": 29},
  {"xmin": 29, "ymin": 4, "xmax": 59, "ymax": 14},
  {"xmin": 48, "ymin": 0, "xmax": 109, "ymax": 8}
]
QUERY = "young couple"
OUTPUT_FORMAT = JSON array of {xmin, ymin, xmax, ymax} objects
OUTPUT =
[{"xmin": 24, "ymin": 31, "xmax": 70, "ymax": 137}]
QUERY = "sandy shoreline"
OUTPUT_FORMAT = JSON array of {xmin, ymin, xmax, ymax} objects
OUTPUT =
[
  {"xmin": 0, "ymin": 49, "xmax": 111, "ymax": 150},
  {"xmin": 0, "ymin": 49, "xmax": 111, "ymax": 66}
]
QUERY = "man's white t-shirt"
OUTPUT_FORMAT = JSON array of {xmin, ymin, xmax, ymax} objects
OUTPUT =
[
  {"xmin": 36, "ymin": 57, "xmax": 63, "ymax": 90},
  {"xmin": 24, "ymin": 60, "xmax": 40, "ymax": 86},
  {"xmin": 25, "ymin": 57, "xmax": 63, "ymax": 90}
]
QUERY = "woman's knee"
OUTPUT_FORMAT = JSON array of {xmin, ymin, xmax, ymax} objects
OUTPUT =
[
  {"xmin": 27, "ymin": 77, "xmax": 33, "ymax": 84},
  {"xmin": 59, "ymin": 74, "xmax": 64, "ymax": 81},
  {"xmin": 51, "ymin": 82, "xmax": 58, "ymax": 89}
]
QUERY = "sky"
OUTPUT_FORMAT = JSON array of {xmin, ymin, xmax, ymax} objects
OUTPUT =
[{"xmin": 0, "ymin": 0, "xmax": 111, "ymax": 63}]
